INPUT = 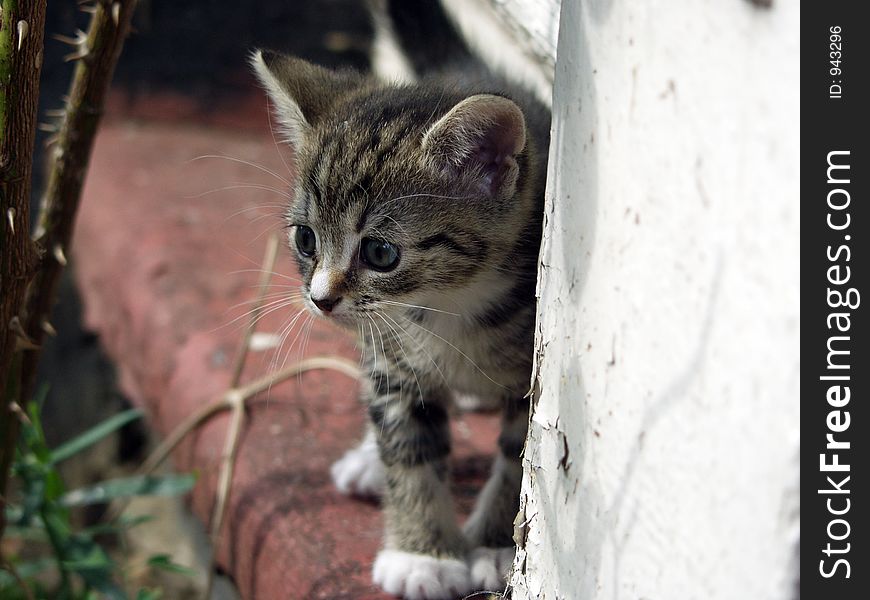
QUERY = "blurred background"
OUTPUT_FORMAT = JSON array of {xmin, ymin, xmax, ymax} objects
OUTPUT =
[
  {"xmin": 26, "ymin": 1, "xmax": 374, "ymax": 597},
  {"xmin": 33, "ymin": 0, "xmax": 376, "ymax": 445}
]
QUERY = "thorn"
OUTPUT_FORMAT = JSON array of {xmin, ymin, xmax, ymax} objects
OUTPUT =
[
  {"xmin": 63, "ymin": 49, "xmax": 90, "ymax": 62},
  {"xmin": 112, "ymin": 3, "xmax": 120, "ymax": 27},
  {"xmin": 79, "ymin": 4, "xmax": 98, "ymax": 14},
  {"xmin": 53, "ymin": 244, "xmax": 68, "ymax": 266},
  {"xmin": 9, "ymin": 316, "xmax": 24, "ymax": 336},
  {"xmin": 32, "ymin": 223, "xmax": 46, "ymax": 240},
  {"xmin": 17, "ymin": 21, "xmax": 28, "ymax": 51},
  {"xmin": 54, "ymin": 29, "xmax": 89, "ymax": 62},
  {"xmin": 43, "ymin": 134, "xmax": 60, "ymax": 149},
  {"xmin": 8, "ymin": 402, "xmax": 32, "ymax": 426},
  {"xmin": 37, "ymin": 122, "xmax": 58, "ymax": 133},
  {"xmin": 52, "ymin": 34, "xmax": 78, "ymax": 46},
  {"xmin": 42, "ymin": 321, "xmax": 58, "ymax": 337},
  {"xmin": 45, "ymin": 108, "xmax": 66, "ymax": 118},
  {"xmin": 9, "ymin": 317, "xmax": 40, "ymax": 351},
  {"xmin": 52, "ymin": 29, "xmax": 88, "ymax": 47},
  {"xmin": 6, "ymin": 207, "xmax": 14, "ymax": 235}
]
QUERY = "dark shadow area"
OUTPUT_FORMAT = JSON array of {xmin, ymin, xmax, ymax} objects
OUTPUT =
[
  {"xmin": 34, "ymin": 0, "xmax": 373, "ymax": 204},
  {"xmin": 116, "ymin": 1, "xmax": 372, "ymax": 89}
]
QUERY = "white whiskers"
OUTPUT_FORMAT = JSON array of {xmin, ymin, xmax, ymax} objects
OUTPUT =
[
  {"xmin": 379, "ymin": 300, "xmax": 461, "ymax": 317},
  {"xmin": 188, "ymin": 154, "xmax": 293, "ymax": 188},
  {"xmin": 396, "ymin": 313, "xmax": 506, "ymax": 390},
  {"xmin": 185, "ymin": 182, "xmax": 292, "ymax": 200}
]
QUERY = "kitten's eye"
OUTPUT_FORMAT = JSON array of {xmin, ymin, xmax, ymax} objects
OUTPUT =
[
  {"xmin": 295, "ymin": 225, "xmax": 317, "ymax": 257},
  {"xmin": 361, "ymin": 238, "xmax": 400, "ymax": 272}
]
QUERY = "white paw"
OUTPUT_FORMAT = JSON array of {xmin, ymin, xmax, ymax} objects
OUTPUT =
[
  {"xmin": 330, "ymin": 438, "xmax": 385, "ymax": 497},
  {"xmin": 373, "ymin": 549, "xmax": 472, "ymax": 600},
  {"xmin": 452, "ymin": 393, "xmax": 499, "ymax": 412},
  {"xmin": 468, "ymin": 547, "xmax": 514, "ymax": 592}
]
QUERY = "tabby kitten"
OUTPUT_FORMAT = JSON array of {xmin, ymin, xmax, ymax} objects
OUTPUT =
[{"xmin": 251, "ymin": 16, "xmax": 549, "ymax": 598}]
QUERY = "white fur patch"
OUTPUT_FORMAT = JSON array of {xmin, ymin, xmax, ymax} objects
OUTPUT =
[
  {"xmin": 309, "ymin": 270, "xmax": 332, "ymax": 303},
  {"xmin": 439, "ymin": 0, "xmax": 554, "ymax": 105},
  {"xmin": 249, "ymin": 50, "xmax": 309, "ymax": 148},
  {"xmin": 468, "ymin": 547, "xmax": 514, "ymax": 592},
  {"xmin": 368, "ymin": 0, "xmax": 417, "ymax": 84},
  {"xmin": 452, "ymin": 393, "xmax": 499, "ymax": 412},
  {"xmin": 373, "ymin": 550, "xmax": 472, "ymax": 600},
  {"xmin": 330, "ymin": 435, "xmax": 385, "ymax": 497}
]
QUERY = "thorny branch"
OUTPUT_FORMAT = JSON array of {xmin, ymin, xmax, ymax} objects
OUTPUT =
[
  {"xmin": 1, "ymin": 0, "xmax": 138, "ymax": 552},
  {"xmin": 21, "ymin": 1, "xmax": 139, "ymax": 397},
  {"xmin": 1, "ymin": 0, "xmax": 49, "ymax": 545}
]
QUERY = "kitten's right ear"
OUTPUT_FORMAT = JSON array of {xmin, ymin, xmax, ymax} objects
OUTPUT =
[
  {"xmin": 250, "ymin": 50, "xmax": 363, "ymax": 148},
  {"xmin": 421, "ymin": 94, "xmax": 526, "ymax": 200}
]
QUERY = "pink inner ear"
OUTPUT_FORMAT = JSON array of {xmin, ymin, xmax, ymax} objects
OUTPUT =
[
  {"xmin": 424, "ymin": 94, "xmax": 527, "ymax": 197},
  {"xmin": 473, "ymin": 142, "xmax": 510, "ymax": 193},
  {"xmin": 469, "ymin": 114, "xmax": 524, "ymax": 196}
]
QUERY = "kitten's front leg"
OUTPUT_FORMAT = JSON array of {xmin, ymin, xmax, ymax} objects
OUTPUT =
[
  {"xmin": 462, "ymin": 397, "xmax": 528, "ymax": 591},
  {"xmin": 368, "ymin": 387, "xmax": 472, "ymax": 600},
  {"xmin": 331, "ymin": 424, "xmax": 386, "ymax": 497}
]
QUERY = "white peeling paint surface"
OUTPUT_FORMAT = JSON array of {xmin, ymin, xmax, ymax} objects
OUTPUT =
[
  {"xmin": 442, "ymin": 0, "xmax": 560, "ymax": 104},
  {"xmin": 505, "ymin": 0, "xmax": 800, "ymax": 598}
]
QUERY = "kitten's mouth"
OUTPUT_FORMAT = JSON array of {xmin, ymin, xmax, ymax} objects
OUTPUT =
[{"xmin": 306, "ymin": 297, "xmax": 357, "ymax": 327}]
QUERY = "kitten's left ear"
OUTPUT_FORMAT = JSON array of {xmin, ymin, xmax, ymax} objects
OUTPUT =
[
  {"xmin": 251, "ymin": 49, "xmax": 363, "ymax": 148},
  {"xmin": 422, "ymin": 94, "xmax": 526, "ymax": 199}
]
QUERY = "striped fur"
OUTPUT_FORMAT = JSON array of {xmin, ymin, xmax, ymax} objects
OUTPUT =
[{"xmin": 252, "ymin": 29, "xmax": 549, "ymax": 596}]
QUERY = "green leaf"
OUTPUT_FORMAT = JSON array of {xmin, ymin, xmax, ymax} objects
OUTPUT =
[
  {"xmin": 147, "ymin": 554, "xmax": 196, "ymax": 577},
  {"xmin": 50, "ymin": 409, "xmax": 143, "ymax": 465},
  {"xmin": 33, "ymin": 383, "xmax": 50, "ymax": 412},
  {"xmin": 61, "ymin": 536, "xmax": 125, "ymax": 598},
  {"xmin": 60, "ymin": 553, "xmax": 113, "ymax": 572},
  {"xmin": 22, "ymin": 401, "xmax": 51, "ymax": 463},
  {"xmin": 43, "ymin": 468, "xmax": 66, "ymax": 502},
  {"xmin": 15, "ymin": 468, "xmax": 52, "ymax": 527},
  {"xmin": 42, "ymin": 509, "xmax": 74, "ymax": 542},
  {"xmin": 81, "ymin": 514, "xmax": 154, "ymax": 537},
  {"xmin": 136, "ymin": 589, "xmax": 162, "ymax": 600},
  {"xmin": 59, "ymin": 473, "xmax": 196, "ymax": 507}
]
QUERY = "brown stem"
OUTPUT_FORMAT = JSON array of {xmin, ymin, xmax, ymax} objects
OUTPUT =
[
  {"xmin": 20, "ymin": 0, "xmax": 139, "ymax": 398},
  {"xmin": 0, "ymin": 0, "xmax": 48, "ymax": 545}
]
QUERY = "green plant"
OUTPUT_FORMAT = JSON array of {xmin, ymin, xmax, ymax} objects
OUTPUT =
[{"xmin": 1, "ymin": 395, "xmax": 195, "ymax": 599}]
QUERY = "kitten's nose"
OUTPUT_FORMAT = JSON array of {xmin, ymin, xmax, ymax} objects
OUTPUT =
[{"xmin": 312, "ymin": 295, "xmax": 342, "ymax": 313}]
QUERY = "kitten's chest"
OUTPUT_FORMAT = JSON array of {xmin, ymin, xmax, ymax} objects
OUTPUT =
[{"xmin": 397, "ymin": 316, "xmax": 528, "ymax": 399}]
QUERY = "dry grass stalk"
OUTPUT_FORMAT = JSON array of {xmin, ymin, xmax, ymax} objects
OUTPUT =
[{"xmin": 108, "ymin": 233, "xmax": 360, "ymax": 598}]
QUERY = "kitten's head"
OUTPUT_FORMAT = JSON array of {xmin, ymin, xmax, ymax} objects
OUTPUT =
[{"xmin": 251, "ymin": 50, "xmax": 529, "ymax": 326}]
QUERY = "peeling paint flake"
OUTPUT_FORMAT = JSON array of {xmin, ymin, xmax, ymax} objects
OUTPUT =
[{"xmin": 558, "ymin": 432, "xmax": 572, "ymax": 473}]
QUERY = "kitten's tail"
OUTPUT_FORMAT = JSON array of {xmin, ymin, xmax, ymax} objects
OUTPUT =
[{"xmin": 367, "ymin": 0, "xmax": 477, "ymax": 82}]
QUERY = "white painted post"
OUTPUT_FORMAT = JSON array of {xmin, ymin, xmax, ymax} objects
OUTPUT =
[
  {"xmin": 444, "ymin": 0, "xmax": 799, "ymax": 596},
  {"xmin": 506, "ymin": 0, "xmax": 801, "ymax": 598}
]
